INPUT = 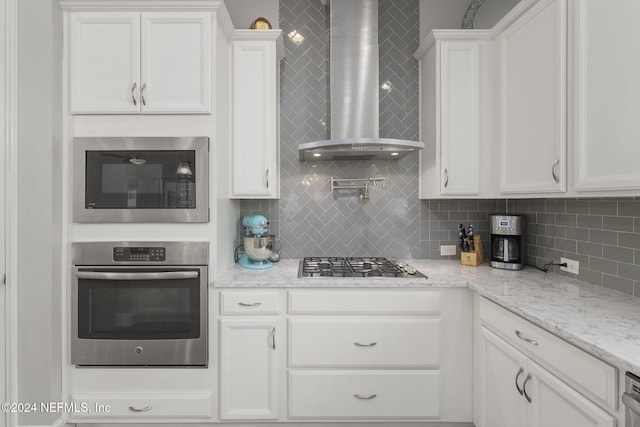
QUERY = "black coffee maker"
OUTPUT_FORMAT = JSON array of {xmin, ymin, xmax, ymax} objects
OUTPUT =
[{"xmin": 490, "ymin": 215, "xmax": 524, "ymax": 270}]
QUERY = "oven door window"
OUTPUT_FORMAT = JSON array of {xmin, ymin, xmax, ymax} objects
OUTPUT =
[
  {"xmin": 85, "ymin": 150, "xmax": 196, "ymax": 209},
  {"xmin": 77, "ymin": 269, "xmax": 200, "ymax": 340}
]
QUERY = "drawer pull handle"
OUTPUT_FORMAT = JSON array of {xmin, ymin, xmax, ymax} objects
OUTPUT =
[
  {"xmin": 552, "ymin": 158, "xmax": 560, "ymax": 183},
  {"xmin": 522, "ymin": 373, "xmax": 532, "ymax": 403},
  {"xmin": 354, "ymin": 342, "xmax": 377, "ymax": 347},
  {"xmin": 129, "ymin": 405, "xmax": 152, "ymax": 412},
  {"xmin": 271, "ymin": 327, "xmax": 276, "ymax": 350},
  {"xmin": 515, "ymin": 330, "xmax": 538, "ymax": 346},
  {"xmin": 353, "ymin": 394, "xmax": 377, "ymax": 400},
  {"xmin": 515, "ymin": 367, "xmax": 524, "ymax": 395},
  {"xmin": 238, "ymin": 302, "xmax": 262, "ymax": 307}
]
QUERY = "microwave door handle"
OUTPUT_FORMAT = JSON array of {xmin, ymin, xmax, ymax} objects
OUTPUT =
[{"xmin": 75, "ymin": 271, "xmax": 199, "ymax": 281}]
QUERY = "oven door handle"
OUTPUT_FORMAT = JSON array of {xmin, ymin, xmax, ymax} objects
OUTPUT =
[
  {"xmin": 76, "ymin": 271, "xmax": 199, "ymax": 281},
  {"xmin": 623, "ymin": 392, "xmax": 640, "ymax": 415}
]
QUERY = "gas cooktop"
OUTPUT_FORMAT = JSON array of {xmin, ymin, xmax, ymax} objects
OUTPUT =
[{"xmin": 298, "ymin": 257, "xmax": 427, "ymax": 279}]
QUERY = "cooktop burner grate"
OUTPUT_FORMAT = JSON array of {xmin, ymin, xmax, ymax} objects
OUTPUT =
[{"xmin": 299, "ymin": 257, "xmax": 426, "ymax": 278}]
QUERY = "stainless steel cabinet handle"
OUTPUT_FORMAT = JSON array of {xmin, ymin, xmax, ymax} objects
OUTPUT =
[
  {"xmin": 515, "ymin": 367, "xmax": 524, "ymax": 395},
  {"xmin": 354, "ymin": 342, "xmax": 377, "ymax": 347},
  {"xmin": 444, "ymin": 168, "xmax": 449, "ymax": 188},
  {"xmin": 522, "ymin": 373, "xmax": 532, "ymax": 403},
  {"xmin": 238, "ymin": 302, "xmax": 262, "ymax": 307},
  {"xmin": 353, "ymin": 394, "xmax": 377, "ymax": 400},
  {"xmin": 552, "ymin": 158, "xmax": 560, "ymax": 183},
  {"xmin": 129, "ymin": 405, "xmax": 152, "ymax": 412},
  {"xmin": 131, "ymin": 82, "xmax": 137, "ymax": 106},
  {"xmin": 515, "ymin": 330, "xmax": 539, "ymax": 346},
  {"xmin": 141, "ymin": 82, "xmax": 147, "ymax": 106},
  {"xmin": 266, "ymin": 169, "xmax": 269, "ymax": 189},
  {"xmin": 623, "ymin": 393, "xmax": 640, "ymax": 415},
  {"xmin": 76, "ymin": 271, "xmax": 198, "ymax": 280},
  {"xmin": 271, "ymin": 327, "xmax": 276, "ymax": 350}
]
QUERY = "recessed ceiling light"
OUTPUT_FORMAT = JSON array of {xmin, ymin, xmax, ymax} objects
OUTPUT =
[
  {"xmin": 312, "ymin": 153, "xmax": 322, "ymax": 157},
  {"xmin": 390, "ymin": 152, "xmax": 400, "ymax": 156}
]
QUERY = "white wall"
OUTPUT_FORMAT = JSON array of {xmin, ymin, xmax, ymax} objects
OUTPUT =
[
  {"xmin": 419, "ymin": 0, "xmax": 471, "ymax": 40},
  {"xmin": 419, "ymin": 0, "xmax": 522, "ymax": 41},
  {"xmin": 17, "ymin": 0, "xmax": 63, "ymax": 425},
  {"xmin": 472, "ymin": 0, "xmax": 521, "ymax": 28},
  {"xmin": 225, "ymin": 0, "xmax": 279, "ymax": 29}
]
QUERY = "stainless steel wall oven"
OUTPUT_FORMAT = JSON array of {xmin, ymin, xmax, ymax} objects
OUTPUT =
[
  {"xmin": 71, "ymin": 241, "xmax": 208, "ymax": 367},
  {"xmin": 74, "ymin": 137, "xmax": 209, "ymax": 223}
]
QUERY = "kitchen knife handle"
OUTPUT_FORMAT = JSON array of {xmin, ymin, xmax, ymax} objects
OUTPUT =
[
  {"xmin": 552, "ymin": 158, "xmax": 560, "ymax": 183},
  {"xmin": 444, "ymin": 168, "xmax": 449, "ymax": 188},
  {"xmin": 131, "ymin": 82, "xmax": 137, "ymax": 106}
]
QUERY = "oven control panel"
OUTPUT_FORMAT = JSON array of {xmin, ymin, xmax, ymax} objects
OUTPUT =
[{"xmin": 113, "ymin": 247, "xmax": 166, "ymax": 262}]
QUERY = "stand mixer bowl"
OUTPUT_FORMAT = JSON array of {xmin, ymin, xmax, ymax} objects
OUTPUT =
[{"xmin": 243, "ymin": 235, "xmax": 274, "ymax": 263}]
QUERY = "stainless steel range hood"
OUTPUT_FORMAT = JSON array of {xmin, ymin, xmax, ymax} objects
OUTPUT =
[{"xmin": 298, "ymin": 0, "xmax": 423, "ymax": 161}]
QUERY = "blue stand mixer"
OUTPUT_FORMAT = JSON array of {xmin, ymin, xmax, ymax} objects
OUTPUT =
[{"xmin": 237, "ymin": 214, "xmax": 274, "ymax": 270}]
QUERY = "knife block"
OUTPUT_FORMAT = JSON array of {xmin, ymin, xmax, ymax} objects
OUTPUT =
[{"xmin": 460, "ymin": 235, "xmax": 484, "ymax": 266}]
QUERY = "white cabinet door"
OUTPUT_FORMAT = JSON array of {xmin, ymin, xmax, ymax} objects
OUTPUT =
[
  {"xmin": 528, "ymin": 360, "xmax": 616, "ymax": 427},
  {"xmin": 231, "ymin": 39, "xmax": 280, "ymax": 198},
  {"xmin": 70, "ymin": 12, "xmax": 140, "ymax": 114},
  {"xmin": 418, "ymin": 37, "xmax": 481, "ymax": 198},
  {"xmin": 478, "ymin": 327, "xmax": 528, "ymax": 427},
  {"xmin": 439, "ymin": 41, "xmax": 480, "ymax": 196},
  {"xmin": 498, "ymin": 0, "xmax": 567, "ymax": 194},
  {"xmin": 573, "ymin": 0, "xmax": 640, "ymax": 191},
  {"xmin": 140, "ymin": 12, "xmax": 211, "ymax": 114},
  {"xmin": 219, "ymin": 318, "xmax": 279, "ymax": 420}
]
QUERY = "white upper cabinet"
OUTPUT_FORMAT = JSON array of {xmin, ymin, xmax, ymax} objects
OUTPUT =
[
  {"xmin": 572, "ymin": 0, "xmax": 640, "ymax": 192},
  {"xmin": 70, "ymin": 11, "xmax": 211, "ymax": 114},
  {"xmin": 140, "ymin": 12, "xmax": 211, "ymax": 113},
  {"xmin": 417, "ymin": 37, "xmax": 482, "ymax": 198},
  {"xmin": 70, "ymin": 12, "xmax": 140, "ymax": 114},
  {"xmin": 497, "ymin": 0, "xmax": 567, "ymax": 194},
  {"xmin": 231, "ymin": 32, "xmax": 283, "ymax": 199}
]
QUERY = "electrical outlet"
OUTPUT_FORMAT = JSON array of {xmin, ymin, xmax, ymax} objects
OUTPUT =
[
  {"xmin": 440, "ymin": 245, "xmax": 457, "ymax": 256},
  {"xmin": 560, "ymin": 257, "xmax": 580, "ymax": 275}
]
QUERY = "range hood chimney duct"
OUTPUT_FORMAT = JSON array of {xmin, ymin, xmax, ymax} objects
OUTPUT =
[{"xmin": 299, "ymin": 0, "xmax": 423, "ymax": 161}]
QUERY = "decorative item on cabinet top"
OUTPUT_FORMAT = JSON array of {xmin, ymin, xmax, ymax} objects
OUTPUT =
[{"xmin": 249, "ymin": 17, "xmax": 272, "ymax": 30}]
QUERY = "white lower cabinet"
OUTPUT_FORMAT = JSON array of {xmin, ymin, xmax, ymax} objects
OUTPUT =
[
  {"xmin": 477, "ymin": 297, "xmax": 617, "ymax": 427},
  {"xmin": 216, "ymin": 288, "xmax": 472, "ymax": 424},
  {"xmin": 219, "ymin": 290, "xmax": 281, "ymax": 420},
  {"xmin": 288, "ymin": 370, "xmax": 440, "ymax": 420},
  {"xmin": 71, "ymin": 392, "xmax": 212, "ymax": 420}
]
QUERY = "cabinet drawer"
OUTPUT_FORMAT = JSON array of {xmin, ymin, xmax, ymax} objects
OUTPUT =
[
  {"xmin": 289, "ymin": 370, "xmax": 440, "ymax": 419},
  {"xmin": 479, "ymin": 297, "xmax": 618, "ymax": 411},
  {"xmin": 220, "ymin": 290, "xmax": 280, "ymax": 315},
  {"xmin": 289, "ymin": 317, "xmax": 440, "ymax": 367},
  {"xmin": 288, "ymin": 290, "xmax": 441, "ymax": 314},
  {"xmin": 71, "ymin": 392, "xmax": 212, "ymax": 420}
]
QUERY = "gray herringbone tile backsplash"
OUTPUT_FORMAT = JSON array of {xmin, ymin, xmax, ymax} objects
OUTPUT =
[{"xmin": 239, "ymin": 1, "xmax": 640, "ymax": 296}]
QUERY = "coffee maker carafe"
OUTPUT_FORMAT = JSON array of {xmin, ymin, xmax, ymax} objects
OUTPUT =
[{"xmin": 490, "ymin": 215, "xmax": 524, "ymax": 270}]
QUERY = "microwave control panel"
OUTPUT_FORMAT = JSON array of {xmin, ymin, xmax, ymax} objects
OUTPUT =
[{"xmin": 113, "ymin": 247, "xmax": 166, "ymax": 262}]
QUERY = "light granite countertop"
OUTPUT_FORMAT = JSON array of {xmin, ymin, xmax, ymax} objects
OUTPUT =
[{"xmin": 214, "ymin": 259, "xmax": 640, "ymax": 375}]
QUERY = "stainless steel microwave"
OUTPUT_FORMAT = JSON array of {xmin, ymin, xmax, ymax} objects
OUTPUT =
[{"xmin": 74, "ymin": 137, "xmax": 209, "ymax": 223}]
